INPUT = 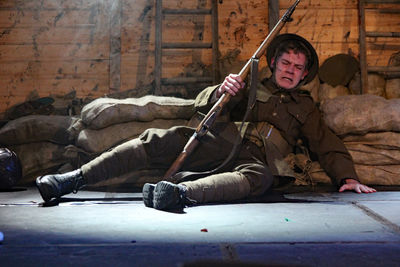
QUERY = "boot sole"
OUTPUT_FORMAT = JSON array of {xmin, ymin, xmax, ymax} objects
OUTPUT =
[
  {"xmin": 142, "ymin": 183, "xmax": 155, "ymax": 207},
  {"xmin": 36, "ymin": 176, "xmax": 52, "ymax": 202},
  {"xmin": 153, "ymin": 181, "xmax": 180, "ymax": 211}
]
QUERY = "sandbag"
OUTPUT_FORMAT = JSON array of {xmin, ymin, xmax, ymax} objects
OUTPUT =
[
  {"xmin": 355, "ymin": 165, "xmax": 400, "ymax": 185},
  {"xmin": 342, "ymin": 132, "xmax": 400, "ymax": 150},
  {"xmin": 77, "ymin": 119, "xmax": 188, "ymax": 154},
  {"xmin": 0, "ymin": 115, "xmax": 80, "ymax": 145},
  {"xmin": 286, "ymin": 153, "xmax": 400, "ymax": 186},
  {"xmin": 300, "ymin": 74, "xmax": 320, "ymax": 102},
  {"xmin": 8, "ymin": 142, "xmax": 78, "ymax": 182},
  {"xmin": 321, "ymin": 95, "xmax": 400, "ymax": 135},
  {"xmin": 318, "ymin": 83, "xmax": 349, "ymax": 104},
  {"xmin": 385, "ymin": 51, "xmax": 400, "ymax": 99},
  {"xmin": 366, "ymin": 74, "xmax": 386, "ymax": 97},
  {"xmin": 348, "ymin": 72, "xmax": 361, "ymax": 95},
  {"xmin": 81, "ymin": 96, "xmax": 196, "ymax": 129},
  {"xmin": 345, "ymin": 143, "xmax": 400, "ymax": 165},
  {"xmin": 285, "ymin": 153, "xmax": 332, "ymax": 186},
  {"xmin": 385, "ymin": 78, "xmax": 400, "ymax": 99}
]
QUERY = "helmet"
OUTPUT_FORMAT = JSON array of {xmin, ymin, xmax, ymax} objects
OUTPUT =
[
  {"xmin": 267, "ymin": 33, "xmax": 319, "ymax": 84},
  {"xmin": 0, "ymin": 148, "xmax": 22, "ymax": 189}
]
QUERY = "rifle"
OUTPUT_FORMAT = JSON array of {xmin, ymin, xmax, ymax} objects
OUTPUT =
[{"xmin": 163, "ymin": 0, "xmax": 301, "ymax": 182}]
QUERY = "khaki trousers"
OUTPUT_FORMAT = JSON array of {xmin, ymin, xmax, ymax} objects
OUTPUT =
[{"xmin": 81, "ymin": 126, "xmax": 273, "ymax": 202}]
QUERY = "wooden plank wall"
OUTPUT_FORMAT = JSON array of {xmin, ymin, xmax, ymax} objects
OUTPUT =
[
  {"xmin": 0, "ymin": 0, "xmax": 398, "ymax": 115},
  {"xmin": 0, "ymin": 0, "xmax": 113, "ymax": 115}
]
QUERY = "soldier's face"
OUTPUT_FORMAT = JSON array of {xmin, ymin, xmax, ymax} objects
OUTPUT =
[{"xmin": 272, "ymin": 50, "xmax": 308, "ymax": 90}]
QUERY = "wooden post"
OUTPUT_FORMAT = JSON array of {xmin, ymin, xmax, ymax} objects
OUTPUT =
[
  {"xmin": 211, "ymin": 0, "xmax": 220, "ymax": 83},
  {"xmin": 269, "ymin": 0, "xmax": 279, "ymax": 33},
  {"xmin": 109, "ymin": 0, "xmax": 122, "ymax": 92},
  {"xmin": 155, "ymin": 0, "xmax": 162, "ymax": 94},
  {"xmin": 358, "ymin": 0, "xmax": 368, "ymax": 94}
]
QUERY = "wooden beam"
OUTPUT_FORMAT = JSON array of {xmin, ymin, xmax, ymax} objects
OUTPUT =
[
  {"xmin": 358, "ymin": 0, "xmax": 368, "ymax": 94},
  {"xmin": 109, "ymin": 0, "xmax": 121, "ymax": 92},
  {"xmin": 268, "ymin": 0, "xmax": 279, "ymax": 33},
  {"xmin": 155, "ymin": 0, "xmax": 162, "ymax": 93},
  {"xmin": 211, "ymin": 0, "xmax": 219, "ymax": 83}
]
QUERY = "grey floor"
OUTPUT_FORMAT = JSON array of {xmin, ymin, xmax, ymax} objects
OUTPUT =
[{"xmin": 1, "ymin": 186, "xmax": 400, "ymax": 267}]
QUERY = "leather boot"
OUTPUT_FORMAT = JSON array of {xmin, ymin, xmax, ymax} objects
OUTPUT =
[{"xmin": 36, "ymin": 169, "xmax": 86, "ymax": 202}]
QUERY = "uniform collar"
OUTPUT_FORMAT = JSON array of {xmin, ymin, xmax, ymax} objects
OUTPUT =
[{"xmin": 262, "ymin": 78, "xmax": 302, "ymax": 103}]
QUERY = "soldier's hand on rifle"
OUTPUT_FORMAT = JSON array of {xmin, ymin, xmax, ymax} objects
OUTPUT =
[{"xmin": 216, "ymin": 74, "xmax": 246, "ymax": 98}]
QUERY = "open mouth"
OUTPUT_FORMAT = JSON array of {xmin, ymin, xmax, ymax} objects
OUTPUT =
[{"xmin": 282, "ymin": 77, "xmax": 293, "ymax": 82}]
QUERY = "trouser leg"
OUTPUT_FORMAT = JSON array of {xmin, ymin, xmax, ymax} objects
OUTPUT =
[
  {"xmin": 181, "ymin": 140, "xmax": 273, "ymax": 203},
  {"xmin": 181, "ymin": 172, "xmax": 251, "ymax": 203},
  {"xmin": 81, "ymin": 126, "xmax": 196, "ymax": 184},
  {"xmin": 81, "ymin": 138, "xmax": 148, "ymax": 184}
]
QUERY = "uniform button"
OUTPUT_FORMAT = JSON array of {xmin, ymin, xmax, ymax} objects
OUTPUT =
[{"xmin": 273, "ymin": 112, "xmax": 277, "ymax": 116}]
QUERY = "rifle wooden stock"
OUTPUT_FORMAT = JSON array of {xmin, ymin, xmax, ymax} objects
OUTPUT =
[{"xmin": 163, "ymin": 0, "xmax": 301, "ymax": 181}]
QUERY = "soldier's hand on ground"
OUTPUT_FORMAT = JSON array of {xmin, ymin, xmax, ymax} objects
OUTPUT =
[
  {"xmin": 339, "ymin": 179, "xmax": 377, "ymax": 194},
  {"xmin": 217, "ymin": 74, "xmax": 245, "ymax": 98}
]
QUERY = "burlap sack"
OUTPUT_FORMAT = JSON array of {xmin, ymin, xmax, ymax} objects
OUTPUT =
[
  {"xmin": 366, "ymin": 74, "xmax": 386, "ymax": 97},
  {"xmin": 286, "ymin": 153, "xmax": 400, "ymax": 186},
  {"xmin": 385, "ymin": 79, "xmax": 400, "ymax": 99},
  {"xmin": 77, "ymin": 119, "xmax": 188, "ymax": 154},
  {"xmin": 81, "ymin": 96, "xmax": 196, "ymax": 129},
  {"xmin": 345, "ymin": 143, "xmax": 400, "ymax": 165},
  {"xmin": 318, "ymin": 83, "xmax": 349, "ymax": 104},
  {"xmin": 321, "ymin": 95, "xmax": 400, "ymax": 135},
  {"xmin": 342, "ymin": 132, "xmax": 400, "ymax": 150},
  {"xmin": 355, "ymin": 165, "xmax": 400, "ymax": 185},
  {"xmin": 0, "ymin": 115, "xmax": 80, "ymax": 145},
  {"xmin": 348, "ymin": 72, "xmax": 361, "ymax": 95},
  {"xmin": 9, "ymin": 142, "xmax": 78, "ymax": 183},
  {"xmin": 285, "ymin": 153, "xmax": 332, "ymax": 186},
  {"xmin": 385, "ymin": 51, "xmax": 400, "ymax": 99},
  {"xmin": 300, "ymin": 74, "xmax": 320, "ymax": 102}
]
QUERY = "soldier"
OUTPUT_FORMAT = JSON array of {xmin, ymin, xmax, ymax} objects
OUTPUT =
[{"xmin": 36, "ymin": 33, "xmax": 376, "ymax": 211}]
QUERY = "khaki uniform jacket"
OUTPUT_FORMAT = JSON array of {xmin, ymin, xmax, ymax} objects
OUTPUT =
[{"xmin": 194, "ymin": 78, "xmax": 359, "ymax": 186}]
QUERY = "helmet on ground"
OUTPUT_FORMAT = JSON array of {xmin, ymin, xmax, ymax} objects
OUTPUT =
[{"xmin": 0, "ymin": 148, "xmax": 22, "ymax": 189}]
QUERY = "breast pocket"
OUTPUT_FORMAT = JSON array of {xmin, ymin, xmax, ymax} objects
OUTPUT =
[{"xmin": 288, "ymin": 105, "xmax": 307, "ymax": 125}]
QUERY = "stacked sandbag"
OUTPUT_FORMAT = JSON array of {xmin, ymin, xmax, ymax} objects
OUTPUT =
[
  {"xmin": 385, "ymin": 51, "xmax": 400, "ymax": 99},
  {"xmin": 321, "ymin": 94, "xmax": 400, "ymax": 135},
  {"xmin": 300, "ymin": 74, "xmax": 320, "ymax": 102},
  {"xmin": 81, "ymin": 95, "xmax": 195, "ymax": 129},
  {"xmin": 0, "ymin": 115, "xmax": 83, "ymax": 183},
  {"xmin": 321, "ymin": 95, "xmax": 400, "ymax": 185},
  {"xmin": 76, "ymin": 96, "xmax": 196, "ymax": 155},
  {"xmin": 77, "ymin": 119, "xmax": 187, "ymax": 154}
]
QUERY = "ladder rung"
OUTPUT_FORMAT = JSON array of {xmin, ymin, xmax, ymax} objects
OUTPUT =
[
  {"xmin": 163, "ymin": 9, "xmax": 212, "ymax": 15},
  {"xmin": 161, "ymin": 77, "xmax": 213, "ymax": 84},
  {"xmin": 366, "ymin": 31, "xmax": 400, "ymax": 37},
  {"xmin": 162, "ymin": 42, "xmax": 212, "ymax": 49},
  {"xmin": 378, "ymin": 8, "xmax": 400, "ymax": 13},
  {"xmin": 365, "ymin": 0, "xmax": 400, "ymax": 4},
  {"xmin": 367, "ymin": 66, "xmax": 400, "ymax": 72}
]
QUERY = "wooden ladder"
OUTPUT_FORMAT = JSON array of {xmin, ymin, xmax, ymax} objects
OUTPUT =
[
  {"xmin": 358, "ymin": 0, "xmax": 400, "ymax": 93},
  {"xmin": 154, "ymin": 0, "xmax": 219, "ymax": 93}
]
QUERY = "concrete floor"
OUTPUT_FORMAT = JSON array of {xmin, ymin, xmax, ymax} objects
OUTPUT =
[{"xmin": 1, "ymin": 186, "xmax": 400, "ymax": 267}]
